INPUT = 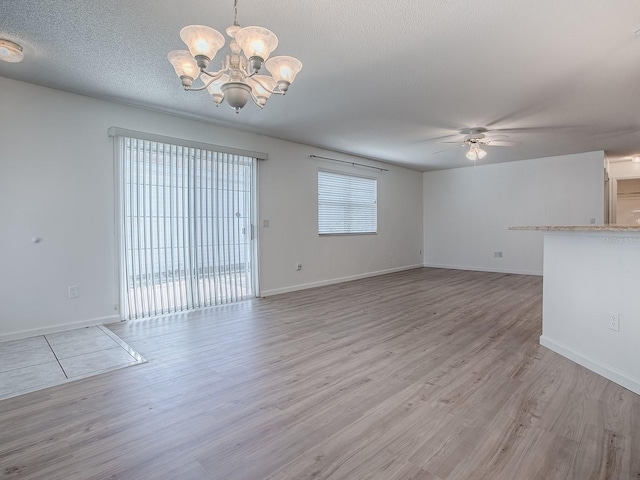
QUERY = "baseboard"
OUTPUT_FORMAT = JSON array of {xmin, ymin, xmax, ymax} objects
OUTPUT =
[
  {"xmin": 422, "ymin": 263, "xmax": 542, "ymax": 276},
  {"xmin": 0, "ymin": 315, "xmax": 122, "ymax": 342},
  {"xmin": 540, "ymin": 335, "xmax": 640, "ymax": 396},
  {"xmin": 261, "ymin": 264, "xmax": 424, "ymax": 297}
]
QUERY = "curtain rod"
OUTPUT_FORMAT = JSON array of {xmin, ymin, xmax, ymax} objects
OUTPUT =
[{"xmin": 310, "ymin": 155, "xmax": 388, "ymax": 172}]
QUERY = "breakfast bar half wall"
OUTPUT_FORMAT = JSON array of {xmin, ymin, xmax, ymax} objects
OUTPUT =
[{"xmin": 510, "ymin": 225, "xmax": 640, "ymax": 395}]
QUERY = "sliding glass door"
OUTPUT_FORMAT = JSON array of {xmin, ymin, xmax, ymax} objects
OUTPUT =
[{"xmin": 115, "ymin": 135, "xmax": 257, "ymax": 320}]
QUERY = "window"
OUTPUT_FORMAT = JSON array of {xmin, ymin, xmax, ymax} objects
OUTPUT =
[
  {"xmin": 318, "ymin": 170, "xmax": 377, "ymax": 235},
  {"xmin": 114, "ymin": 133, "xmax": 257, "ymax": 320}
]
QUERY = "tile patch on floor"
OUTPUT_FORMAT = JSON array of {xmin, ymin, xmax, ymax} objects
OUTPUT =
[
  {"xmin": 0, "ymin": 325, "xmax": 146, "ymax": 401},
  {"xmin": 59, "ymin": 347, "xmax": 142, "ymax": 378}
]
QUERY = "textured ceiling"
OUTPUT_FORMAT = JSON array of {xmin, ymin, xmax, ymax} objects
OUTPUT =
[{"xmin": 2, "ymin": 0, "xmax": 640, "ymax": 171}]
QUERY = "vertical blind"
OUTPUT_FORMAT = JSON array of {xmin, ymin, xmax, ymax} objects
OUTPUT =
[
  {"xmin": 116, "ymin": 136, "xmax": 256, "ymax": 319},
  {"xmin": 318, "ymin": 170, "xmax": 377, "ymax": 234}
]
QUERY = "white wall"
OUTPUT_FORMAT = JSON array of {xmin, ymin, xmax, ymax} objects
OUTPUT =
[
  {"xmin": 608, "ymin": 160, "xmax": 640, "ymax": 180},
  {"xmin": 0, "ymin": 77, "xmax": 423, "ymax": 340},
  {"xmin": 423, "ymin": 152, "xmax": 605, "ymax": 275},
  {"xmin": 541, "ymin": 231, "xmax": 640, "ymax": 395}
]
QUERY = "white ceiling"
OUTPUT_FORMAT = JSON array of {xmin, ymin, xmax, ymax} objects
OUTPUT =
[{"xmin": 2, "ymin": 0, "xmax": 640, "ymax": 171}]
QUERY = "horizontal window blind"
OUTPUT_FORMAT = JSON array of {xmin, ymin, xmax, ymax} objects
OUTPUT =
[
  {"xmin": 318, "ymin": 170, "xmax": 377, "ymax": 235},
  {"xmin": 116, "ymin": 136, "xmax": 256, "ymax": 319}
]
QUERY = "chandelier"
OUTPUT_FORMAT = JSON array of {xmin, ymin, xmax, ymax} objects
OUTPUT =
[{"xmin": 167, "ymin": 0, "xmax": 302, "ymax": 113}]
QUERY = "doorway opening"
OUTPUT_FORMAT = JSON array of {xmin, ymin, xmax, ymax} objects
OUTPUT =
[
  {"xmin": 614, "ymin": 178, "xmax": 640, "ymax": 225},
  {"xmin": 114, "ymin": 134, "xmax": 258, "ymax": 320}
]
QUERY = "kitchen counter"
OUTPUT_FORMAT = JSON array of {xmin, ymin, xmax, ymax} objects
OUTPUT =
[{"xmin": 510, "ymin": 225, "xmax": 640, "ymax": 232}]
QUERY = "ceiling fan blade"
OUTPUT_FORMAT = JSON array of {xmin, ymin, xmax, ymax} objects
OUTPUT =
[
  {"xmin": 489, "ymin": 125, "xmax": 582, "ymax": 135},
  {"xmin": 431, "ymin": 148, "xmax": 452, "ymax": 155},
  {"xmin": 487, "ymin": 140, "xmax": 521, "ymax": 147},
  {"xmin": 429, "ymin": 133, "xmax": 460, "ymax": 141},
  {"xmin": 416, "ymin": 133, "xmax": 460, "ymax": 144},
  {"xmin": 442, "ymin": 141, "xmax": 465, "ymax": 144},
  {"xmin": 591, "ymin": 127, "xmax": 640, "ymax": 140},
  {"xmin": 431, "ymin": 145, "xmax": 463, "ymax": 155},
  {"xmin": 483, "ymin": 134, "xmax": 510, "ymax": 141}
]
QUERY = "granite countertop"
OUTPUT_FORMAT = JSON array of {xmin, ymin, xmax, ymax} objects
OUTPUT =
[{"xmin": 509, "ymin": 225, "xmax": 640, "ymax": 232}]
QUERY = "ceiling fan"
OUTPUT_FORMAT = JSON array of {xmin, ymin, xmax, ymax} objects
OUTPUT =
[{"xmin": 433, "ymin": 128, "xmax": 521, "ymax": 161}]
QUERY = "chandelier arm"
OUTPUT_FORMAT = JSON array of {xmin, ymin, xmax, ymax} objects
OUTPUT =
[
  {"xmin": 184, "ymin": 70, "xmax": 224, "ymax": 92},
  {"xmin": 250, "ymin": 92, "xmax": 265, "ymax": 109},
  {"xmin": 184, "ymin": 69, "xmax": 227, "ymax": 91},
  {"xmin": 234, "ymin": 0, "xmax": 239, "ymax": 26},
  {"xmin": 200, "ymin": 68, "xmax": 226, "ymax": 80},
  {"xmin": 184, "ymin": 84, "xmax": 213, "ymax": 92},
  {"xmin": 249, "ymin": 75, "xmax": 285, "ymax": 95}
]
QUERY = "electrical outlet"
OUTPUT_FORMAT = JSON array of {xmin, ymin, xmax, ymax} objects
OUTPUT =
[
  {"xmin": 296, "ymin": 263, "xmax": 302, "ymax": 271},
  {"xmin": 68, "ymin": 285, "xmax": 79, "ymax": 299},
  {"xmin": 608, "ymin": 312, "xmax": 619, "ymax": 332}
]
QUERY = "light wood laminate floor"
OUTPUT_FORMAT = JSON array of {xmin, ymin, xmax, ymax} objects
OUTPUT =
[{"xmin": 1, "ymin": 268, "xmax": 638, "ymax": 479}]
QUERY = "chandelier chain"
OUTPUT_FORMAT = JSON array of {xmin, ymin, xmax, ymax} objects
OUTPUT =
[{"xmin": 233, "ymin": 0, "xmax": 239, "ymax": 26}]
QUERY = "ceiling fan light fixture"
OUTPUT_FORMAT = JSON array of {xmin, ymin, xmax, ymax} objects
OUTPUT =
[
  {"xmin": 0, "ymin": 39, "xmax": 24, "ymax": 63},
  {"xmin": 632, "ymin": 156, "xmax": 640, "ymax": 163},
  {"xmin": 466, "ymin": 144, "xmax": 487, "ymax": 161}
]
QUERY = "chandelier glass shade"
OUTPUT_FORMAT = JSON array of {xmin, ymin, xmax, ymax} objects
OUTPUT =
[{"xmin": 167, "ymin": 1, "xmax": 302, "ymax": 112}]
